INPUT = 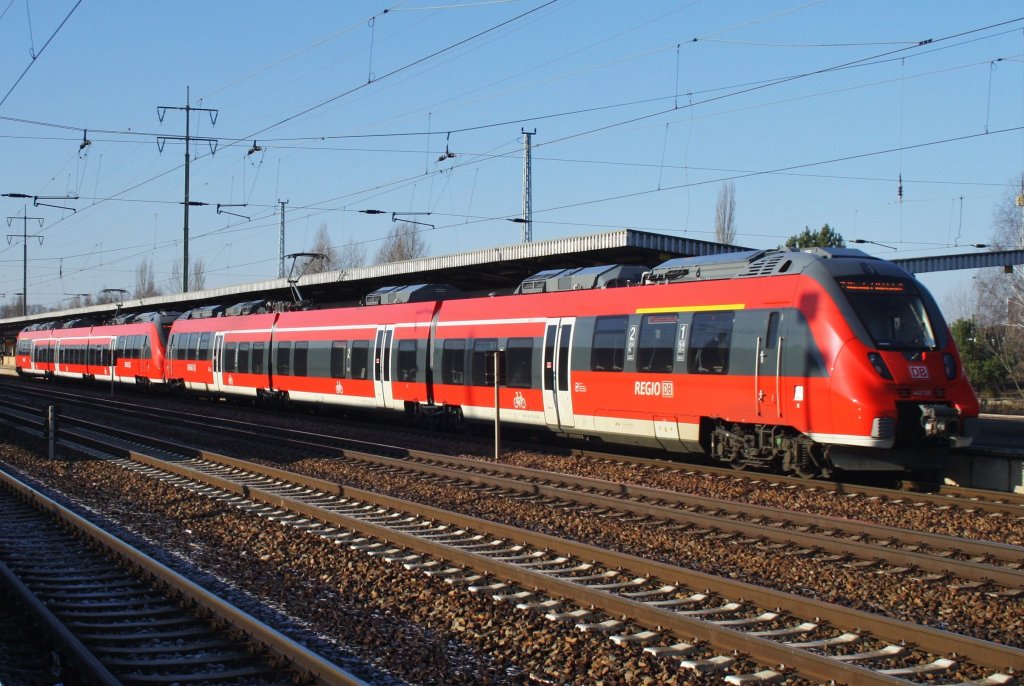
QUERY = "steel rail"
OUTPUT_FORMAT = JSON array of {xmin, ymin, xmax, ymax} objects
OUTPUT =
[
  {"xmin": 3, "ymin": 378, "xmax": 1023, "ymax": 512},
  {"xmin": 0, "ymin": 557, "xmax": 121, "ymax": 686},
  {"xmin": 40, "ymin": 405, "xmax": 1024, "ymax": 584},
  {"xmin": 0, "ymin": 459, "xmax": 371, "ymax": 686},
  {"xmin": 48, "ymin": 419, "xmax": 1024, "ymax": 679}
]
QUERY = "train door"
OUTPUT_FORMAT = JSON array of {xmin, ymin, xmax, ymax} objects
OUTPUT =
[
  {"xmin": 106, "ymin": 338, "xmax": 117, "ymax": 381},
  {"xmin": 373, "ymin": 325, "xmax": 395, "ymax": 409},
  {"xmin": 211, "ymin": 332, "xmax": 225, "ymax": 392},
  {"xmin": 756, "ymin": 311, "xmax": 782, "ymax": 420},
  {"xmin": 138, "ymin": 334, "xmax": 151, "ymax": 378},
  {"xmin": 542, "ymin": 318, "xmax": 576, "ymax": 430}
]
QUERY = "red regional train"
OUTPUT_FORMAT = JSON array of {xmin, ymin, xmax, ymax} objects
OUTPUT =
[{"xmin": 16, "ymin": 247, "xmax": 980, "ymax": 477}]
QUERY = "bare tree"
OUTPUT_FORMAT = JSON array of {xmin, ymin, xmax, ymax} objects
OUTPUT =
[
  {"xmin": 304, "ymin": 224, "xmax": 339, "ymax": 275},
  {"xmin": 190, "ymin": 258, "xmax": 207, "ymax": 291},
  {"xmin": 714, "ymin": 181, "xmax": 737, "ymax": 245},
  {"xmin": 969, "ymin": 177, "xmax": 1024, "ymax": 399},
  {"xmin": 133, "ymin": 259, "xmax": 161, "ymax": 299},
  {"xmin": 167, "ymin": 259, "xmax": 208, "ymax": 293},
  {"xmin": 374, "ymin": 222, "xmax": 429, "ymax": 264},
  {"xmin": 336, "ymin": 236, "xmax": 367, "ymax": 271},
  {"xmin": 0, "ymin": 295, "xmax": 25, "ymax": 318}
]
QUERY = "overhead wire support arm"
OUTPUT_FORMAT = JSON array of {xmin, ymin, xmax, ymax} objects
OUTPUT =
[
  {"xmin": 390, "ymin": 211, "xmax": 433, "ymax": 229},
  {"xmin": 216, "ymin": 203, "xmax": 250, "ymax": 221}
]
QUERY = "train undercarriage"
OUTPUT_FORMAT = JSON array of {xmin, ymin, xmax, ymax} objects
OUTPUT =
[{"xmin": 707, "ymin": 421, "xmax": 833, "ymax": 478}]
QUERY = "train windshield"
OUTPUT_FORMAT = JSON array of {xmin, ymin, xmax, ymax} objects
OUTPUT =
[{"xmin": 837, "ymin": 277, "xmax": 938, "ymax": 351}]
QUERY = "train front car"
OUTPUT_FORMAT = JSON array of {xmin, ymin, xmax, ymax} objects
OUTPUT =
[
  {"xmin": 641, "ymin": 247, "xmax": 978, "ymax": 477},
  {"xmin": 805, "ymin": 248, "xmax": 979, "ymax": 475}
]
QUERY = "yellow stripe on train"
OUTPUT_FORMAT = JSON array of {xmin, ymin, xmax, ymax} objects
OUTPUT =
[{"xmin": 636, "ymin": 304, "xmax": 746, "ymax": 314}]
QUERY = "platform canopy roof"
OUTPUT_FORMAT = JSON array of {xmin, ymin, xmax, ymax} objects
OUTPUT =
[{"xmin": 0, "ymin": 229, "xmax": 744, "ymax": 338}]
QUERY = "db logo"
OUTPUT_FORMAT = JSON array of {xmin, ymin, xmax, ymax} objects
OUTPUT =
[
  {"xmin": 335, "ymin": 381, "xmax": 344, "ymax": 395},
  {"xmin": 513, "ymin": 391, "xmax": 526, "ymax": 409},
  {"xmin": 908, "ymin": 365, "xmax": 929, "ymax": 380}
]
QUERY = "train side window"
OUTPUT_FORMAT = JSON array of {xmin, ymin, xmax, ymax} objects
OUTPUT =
[
  {"xmin": 471, "ymin": 339, "xmax": 498, "ymax": 386},
  {"xmin": 294, "ymin": 341, "xmax": 309, "ymax": 377},
  {"xmin": 331, "ymin": 342, "xmax": 347, "ymax": 378},
  {"xmin": 638, "ymin": 314, "xmax": 677, "ymax": 373},
  {"xmin": 186, "ymin": 333, "xmax": 199, "ymax": 360},
  {"xmin": 198, "ymin": 333, "xmax": 211, "ymax": 360},
  {"xmin": 765, "ymin": 312, "xmax": 780, "ymax": 349},
  {"xmin": 506, "ymin": 337, "xmax": 534, "ymax": 389},
  {"xmin": 591, "ymin": 316, "xmax": 627, "ymax": 372},
  {"xmin": 223, "ymin": 342, "xmax": 237, "ymax": 373},
  {"xmin": 251, "ymin": 343, "xmax": 265, "ymax": 375},
  {"xmin": 350, "ymin": 341, "xmax": 369, "ymax": 380},
  {"xmin": 306, "ymin": 341, "xmax": 331, "ymax": 378},
  {"xmin": 688, "ymin": 312, "xmax": 734, "ymax": 374},
  {"xmin": 543, "ymin": 326, "xmax": 556, "ymax": 389},
  {"xmin": 237, "ymin": 342, "xmax": 251, "ymax": 374},
  {"xmin": 557, "ymin": 326, "xmax": 572, "ymax": 392},
  {"xmin": 275, "ymin": 342, "xmax": 291, "ymax": 376},
  {"xmin": 442, "ymin": 339, "xmax": 466, "ymax": 385},
  {"xmin": 397, "ymin": 340, "xmax": 417, "ymax": 382},
  {"xmin": 141, "ymin": 336, "xmax": 151, "ymax": 359}
]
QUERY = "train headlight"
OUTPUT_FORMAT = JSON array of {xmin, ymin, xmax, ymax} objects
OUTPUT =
[
  {"xmin": 942, "ymin": 352, "xmax": 957, "ymax": 380},
  {"xmin": 867, "ymin": 352, "xmax": 893, "ymax": 380}
]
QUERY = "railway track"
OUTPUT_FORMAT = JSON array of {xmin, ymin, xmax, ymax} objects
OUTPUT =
[
  {"xmin": 3, "ymin": 376, "xmax": 1022, "ymax": 515},
  {"xmin": 0, "ymin": 457, "xmax": 369, "ymax": 685},
  {"xmin": 15, "ymin": 395, "xmax": 1023, "ymax": 588},
  {"xmin": 1, "ymin": 401, "xmax": 1021, "ymax": 684}
]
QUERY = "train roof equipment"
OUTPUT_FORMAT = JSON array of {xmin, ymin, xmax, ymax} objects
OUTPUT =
[
  {"xmin": 644, "ymin": 247, "xmax": 883, "ymax": 284},
  {"xmin": 363, "ymin": 283, "xmax": 464, "ymax": 306},
  {"xmin": 178, "ymin": 304, "xmax": 225, "ymax": 320},
  {"xmin": 516, "ymin": 264, "xmax": 647, "ymax": 294},
  {"xmin": 224, "ymin": 300, "xmax": 273, "ymax": 317}
]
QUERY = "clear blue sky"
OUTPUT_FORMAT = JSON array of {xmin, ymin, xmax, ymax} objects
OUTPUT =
[{"xmin": 1, "ymin": 1, "xmax": 1022, "ymax": 316}]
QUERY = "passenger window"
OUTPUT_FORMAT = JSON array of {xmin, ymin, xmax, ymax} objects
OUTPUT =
[
  {"xmin": 442, "ymin": 339, "xmax": 466, "ymax": 385},
  {"xmin": 638, "ymin": 314, "xmax": 677, "ymax": 373},
  {"xmin": 237, "ymin": 342, "xmax": 251, "ymax": 374},
  {"xmin": 688, "ymin": 312, "xmax": 734, "ymax": 374},
  {"xmin": 198, "ymin": 333, "xmax": 211, "ymax": 360},
  {"xmin": 397, "ymin": 340, "xmax": 417, "ymax": 382},
  {"xmin": 471, "ymin": 339, "xmax": 498, "ymax": 386},
  {"xmin": 591, "ymin": 316, "xmax": 627, "ymax": 372},
  {"xmin": 276, "ymin": 342, "xmax": 291, "ymax": 376},
  {"xmin": 251, "ymin": 343, "xmax": 265, "ymax": 374},
  {"xmin": 331, "ymin": 341, "xmax": 347, "ymax": 379},
  {"xmin": 223, "ymin": 342, "xmax": 238, "ymax": 373},
  {"xmin": 350, "ymin": 341, "xmax": 369, "ymax": 379},
  {"xmin": 294, "ymin": 341, "xmax": 309, "ymax": 377},
  {"xmin": 506, "ymin": 337, "xmax": 534, "ymax": 389}
]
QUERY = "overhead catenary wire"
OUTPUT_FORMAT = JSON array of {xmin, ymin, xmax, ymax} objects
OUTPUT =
[
  {"xmin": 0, "ymin": 0, "xmax": 82, "ymax": 109},
  {"xmin": 4, "ymin": 9, "xmax": 1022, "ymax": 303}
]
